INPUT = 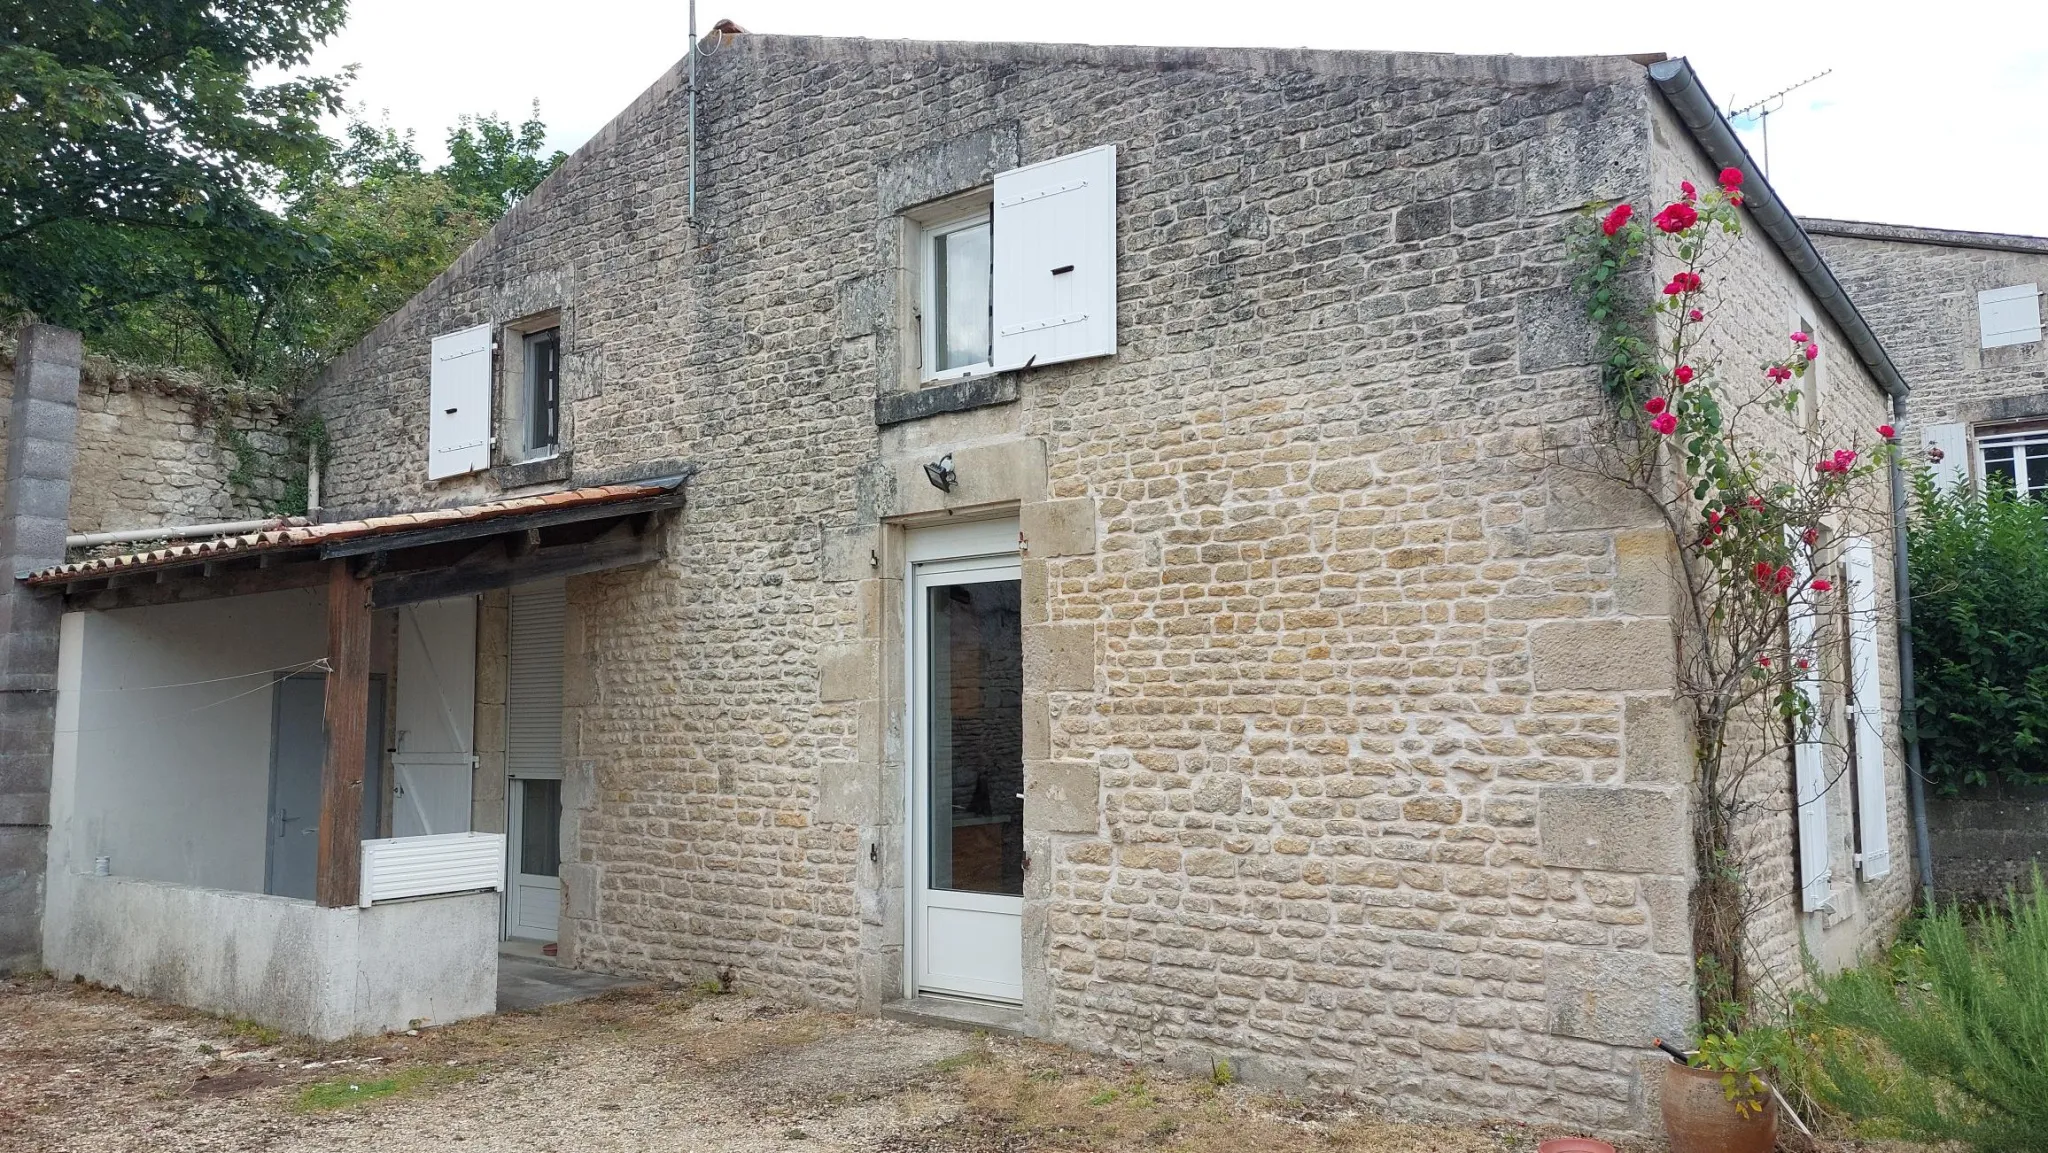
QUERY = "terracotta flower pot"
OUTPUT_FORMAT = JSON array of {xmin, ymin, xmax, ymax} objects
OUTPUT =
[{"xmin": 1661, "ymin": 1059, "xmax": 1778, "ymax": 1153}]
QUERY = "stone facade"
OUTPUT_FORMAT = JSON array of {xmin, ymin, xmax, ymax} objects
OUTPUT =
[
  {"xmin": 1808, "ymin": 219, "xmax": 2048, "ymax": 903},
  {"xmin": 0, "ymin": 342, "xmax": 299, "ymax": 537},
  {"xmin": 300, "ymin": 36, "xmax": 1913, "ymax": 1131},
  {"xmin": 1807, "ymin": 219, "xmax": 2048, "ymax": 469}
]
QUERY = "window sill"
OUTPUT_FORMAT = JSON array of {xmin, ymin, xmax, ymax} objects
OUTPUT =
[
  {"xmin": 493, "ymin": 452, "xmax": 573, "ymax": 489},
  {"xmin": 875, "ymin": 374, "xmax": 1019, "ymax": 427}
]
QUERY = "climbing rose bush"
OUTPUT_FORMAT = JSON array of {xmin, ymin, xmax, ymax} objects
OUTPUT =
[{"xmin": 1570, "ymin": 170, "xmax": 1897, "ymax": 1024}]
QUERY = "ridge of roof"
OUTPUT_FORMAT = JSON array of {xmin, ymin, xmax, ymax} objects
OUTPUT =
[{"xmin": 1800, "ymin": 216, "xmax": 2048, "ymax": 257}]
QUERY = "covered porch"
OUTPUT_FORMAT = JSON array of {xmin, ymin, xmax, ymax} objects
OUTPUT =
[{"xmin": 31, "ymin": 479, "xmax": 683, "ymax": 1039}]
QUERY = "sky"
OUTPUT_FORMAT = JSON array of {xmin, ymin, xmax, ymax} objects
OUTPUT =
[{"xmin": 301, "ymin": 0, "xmax": 2048, "ymax": 237}]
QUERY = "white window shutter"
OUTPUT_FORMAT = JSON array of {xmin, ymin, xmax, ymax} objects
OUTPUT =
[
  {"xmin": 429, "ymin": 324, "xmax": 494, "ymax": 479},
  {"xmin": 1842, "ymin": 537, "xmax": 1892, "ymax": 881},
  {"xmin": 1923, "ymin": 422, "xmax": 1971, "ymax": 493},
  {"xmin": 1788, "ymin": 530, "xmax": 1833, "ymax": 912},
  {"xmin": 1979, "ymin": 284, "xmax": 2041, "ymax": 349},
  {"xmin": 508, "ymin": 580, "xmax": 567, "ymax": 778},
  {"xmin": 991, "ymin": 145, "xmax": 1116, "ymax": 370}
]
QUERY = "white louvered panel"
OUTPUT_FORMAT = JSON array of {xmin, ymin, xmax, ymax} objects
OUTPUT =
[
  {"xmin": 1922, "ymin": 423, "xmax": 1971, "ymax": 493},
  {"xmin": 359, "ymin": 832, "xmax": 505, "ymax": 907},
  {"xmin": 508, "ymin": 580, "xmax": 567, "ymax": 778},
  {"xmin": 1788, "ymin": 529, "xmax": 1833, "ymax": 912},
  {"xmin": 991, "ymin": 145, "xmax": 1117, "ymax": 370},
  {"xmin": 1843, "ymin": 538, "xmax": 1892, "ymax": 881},
  {"xmin": 428, "ymin": 324, "xmax": 494, "ymax": 479},
  {"xmin": 1979, "ymin": 284, "xmax": 2041, "ymax": 349}
]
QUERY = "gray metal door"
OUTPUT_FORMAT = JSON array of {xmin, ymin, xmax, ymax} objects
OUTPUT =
[{"xmin": 266, "ymin": 674, "xmax": 386, "ymax": 900}]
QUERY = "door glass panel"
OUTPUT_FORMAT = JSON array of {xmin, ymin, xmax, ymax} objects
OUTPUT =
[
  {"xmin": 518, "ymin": 778, "xmax": 562, "ymax": 877},
  {"xmin": 926, "ymin": 579, "xmax": 1023, "ymax": 896}
]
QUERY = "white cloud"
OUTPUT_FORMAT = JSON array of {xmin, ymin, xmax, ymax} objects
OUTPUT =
[{"xmin": 303, "ymin": 0, "xmax": 2048, "ymax": 235}]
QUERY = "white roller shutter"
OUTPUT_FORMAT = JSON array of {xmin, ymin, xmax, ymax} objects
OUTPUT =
[
  {"xmin": 508, "ymin": 580, "xmax": 567, "ymax": 778},
  {"xmin": 429, "ymin": 324, "xmax": 494, "ymax": 479},
  {"xmin": 360, "ymin": 832, "xmax": 504, "ymax": 906},
  {"xmin": 1788, "ymin": 530, "xmax": 1833, "ymax": 912},
  {"xmin": 1923, "ymin": 423, "xmax": 1971, "ymax": 493},
  {"xmin": 1843, "ymin": 538, "xmax": 1892, "ymax": 881},
  {"xmin": 1979, "ymin": 284, "xmax": 2041, "ymax": 349},
  {"xmin": 991, "ymin": 145, "xmax": 1117, "ymax": 370}
]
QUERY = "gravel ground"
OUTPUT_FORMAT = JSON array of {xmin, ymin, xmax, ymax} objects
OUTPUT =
[{"xmin": 0, "ymin": 972, "xmax": 1900, "ymax": 1153}]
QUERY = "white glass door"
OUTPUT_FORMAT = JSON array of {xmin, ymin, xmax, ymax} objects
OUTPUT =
[
  {"xmin": 911, "ymin": 542, "xmax": 1025, "ymax": 1002},
  {"xmin": 506, "ymin": 776, "xmax": 562, "ymax": 941}
]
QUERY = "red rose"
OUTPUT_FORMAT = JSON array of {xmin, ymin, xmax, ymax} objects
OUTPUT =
[
  {"xmin": 1767, "ymin": 365, "xmax": 1793, "ymax": 383},
  {"xmin": 1748, "ymin": 496, "xmax": 1765, "ymax": 510},
  {"xmin": 1688, "ymin": 308, "xmax": 1705, "ymax": 322},
  {"xmin": 1663, "ymin": 272, "xmax": 1703, "ymax": 295},
  {"xmin": 1803, "ymin": 527, "xmax": 1819, "ymax": 545},
  {"xmin": 1719, "ymin": 167, "xmax": 1743, "ymax": 192},
  {"xmin": 1812, "ymin": 578, "xmax": 1832, "ymax": 593},
  {"xmin": 1675, "ymin": 365, "xmax": 1694, "ymax": 384},
  {"xmin": 1774, "ymin": 566, "xmax": 1794, "ymax": 594},
  {"xmin": 1729, "ymin": 193, "xmax": 1744, "ymax": 207},
  {"xmin": 1878, "ymin": 424, "xmax": 1896, "ymax": 438},
  {"xmin": 1601, "ymin": 203, "xmax": 1634, "ymax": 236},
  {"xmin": 1644, "ymin": 396, "xmax": 1668, "ymax": 414},
  {"xmin": 1654, "ymin": 201, "xmax": 1699, "ymax": 233},
  {"xmin": 1680, "ymin": 180, "xmax": 1697, "ymax": 202},
  {"xmin": 1805, "ymin": 343, "xmax": 1820, "ymax": 361},
  {"xmin": 1757, "ymin": 655, "xmax": 1771, "ymax": 667},
  {"xmin": 1795, "ymin": 657, "xmax": 1810, "ymax": 670},
  {"xmin": 1651, "ymin": 412, "xmax": 1678, "ymax": 435},
  {"xmin": 1790, "ymin": 330, "xmax": 1809, "ymax": 343},
  {"xmin": 1753, "ymin": 561, "xmax": 1774, "ymax": 584}
]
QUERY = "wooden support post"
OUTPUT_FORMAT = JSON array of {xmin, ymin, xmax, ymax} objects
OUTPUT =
[{"xmin": 316, "ymin": 559, "xmax": 372, "ymax": 908}]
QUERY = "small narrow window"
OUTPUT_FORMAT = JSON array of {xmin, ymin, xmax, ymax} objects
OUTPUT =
[
  {"xmin": 921, "ymin": 212, "xmax": 992, "ymax": 380},
  {"xmin": 523, "ymin": 327, "xmax": 560, "ymax": 455}
]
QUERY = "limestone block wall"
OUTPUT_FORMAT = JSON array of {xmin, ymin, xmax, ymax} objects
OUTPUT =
[
  {"xmin": 0, "ymin": 344, "xmax": 297, "ymax": 536},
  {"xmin": 297, "ymin": 35, "xmax": 1913, "ymax": 1131},
  {"xmin": 1650, "ymin": 107, "xmax": 1915, "ymax": 980},
  {"xmin": 1807, "ymin": 221, "xmax": 2048, "ymax": 459}
]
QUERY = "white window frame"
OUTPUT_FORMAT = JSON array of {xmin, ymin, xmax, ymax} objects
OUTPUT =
[
  {"xmin": 918, "ymin": 204, "xmax": 994, "ymax": 383},
  {"xmin": 1976, "ymin": 424, "xmax": 2048, "ymax": 499}
]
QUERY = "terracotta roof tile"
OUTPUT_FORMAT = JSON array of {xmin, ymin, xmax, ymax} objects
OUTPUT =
[{"xmin": 26, "ymin": 478, "xmax": 684, "ymax": 586}]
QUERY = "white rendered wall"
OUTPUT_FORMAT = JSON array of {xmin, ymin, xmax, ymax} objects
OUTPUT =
[
  {"xmin": 56, "ymin": 589, "xmax": 324, "ymax": 892},
  {"xmin": 42, "ymin": 874, "xmax": 497, "ymax": 1039}
]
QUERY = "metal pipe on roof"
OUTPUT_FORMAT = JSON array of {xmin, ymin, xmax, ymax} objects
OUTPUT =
[
  {"xmin": 1647, "ymin": 58, "xmax": 1909, "ymax": 401},
  {"xmin": 66, "ymin": 518, "xmax": 304, "ymax": 550}
]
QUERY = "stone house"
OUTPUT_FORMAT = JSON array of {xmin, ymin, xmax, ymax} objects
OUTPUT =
[
  {"xmin": 16, "ymin": 36, "xmax": 1922, "ymax": 1131},
  {"xmin": 1808, "ymin": 217, "xmax": 2048, "ymax": 901}
]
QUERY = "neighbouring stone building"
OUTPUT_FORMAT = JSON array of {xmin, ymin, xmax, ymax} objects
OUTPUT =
[
  {"xmin": 1808, "ymin": 218, "xmax": 2048, "ymax": 902},
  {"xmin": 15, "ymin": 36, "xmax": 1922, "ymax": 1133}
]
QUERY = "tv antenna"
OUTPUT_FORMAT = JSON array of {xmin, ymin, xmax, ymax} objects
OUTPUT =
[{"xmin": 1727, "ymin": 69, "xmax": 1832, "ymax": 178}]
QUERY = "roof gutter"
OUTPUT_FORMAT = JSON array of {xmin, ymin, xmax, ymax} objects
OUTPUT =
[{"xmin": 1647, "ymin": 58, "xmax": 1908, "ymax": 401}]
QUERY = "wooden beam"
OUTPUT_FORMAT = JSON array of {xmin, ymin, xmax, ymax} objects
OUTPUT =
[
  {"xmin": 369, "ymin": 524, "xmax": 664, "ymax": 608},
  {"xmin": 316, "ymin": 559, "xmax": 372, "ymax": 908},
  {"xmin": 64, "ymin": 557, "xmax": 325, "ymax": 612}
]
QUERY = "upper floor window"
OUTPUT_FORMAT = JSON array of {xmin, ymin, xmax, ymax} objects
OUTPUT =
[
  {"xmin": 523, "ymin": 327, "xmax": 561, "ymax": 456},
  {"xmin": 905, "ymin": 145, "xmax": 1119, "ymax": 386},
  {"xmin": 921, "ymin": 208, "xmax": 993, "ymax": 380},
  {"xmin": 1979, "ymin": 425, "xmax": 2048, "ymax": 497}
]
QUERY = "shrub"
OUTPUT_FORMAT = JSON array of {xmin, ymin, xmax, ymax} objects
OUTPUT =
[
  {"xmin": 1812, "ymin": 872, "xmax": 2048, "ymax": 1151},
  {"xmin": 1907, "ymin": 473, "xmax": 2048, "ymax": 792}
]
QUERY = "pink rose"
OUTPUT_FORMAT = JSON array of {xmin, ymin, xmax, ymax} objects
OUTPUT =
[
  {"xmin": 1651, "ymin": 411, "xmax": 1679, "ymax": 435},
  {"xmin": 1674, "ymin": 365, "xmax": 1694, "ymax": 384}
]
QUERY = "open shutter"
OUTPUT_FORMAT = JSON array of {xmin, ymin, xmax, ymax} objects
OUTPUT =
[
  {"xmin": 508, "ymin": 580, "xmax": 567, "ymax": 778},
  {"xmin": 1979, "ymin": 284, "xmax": 2042, "ymax": 349},
  {"xmin": 1923, "ymin": 423, "xmax": 1971, "ymax": 493},
  {"xmin": 429, "ymin": 324, "xmax": 494, "ymax": 479},
  {"xmin": 1788, "ymin": 530, "xmax": 1833, "ymax": 912},
  {"xmin": 1843, "ymin": 538, "xmax": 1892, "ymax": 881},
  {"xmin": 991, "ymin": 145, "xmax": 1116, "ymax": 370}
]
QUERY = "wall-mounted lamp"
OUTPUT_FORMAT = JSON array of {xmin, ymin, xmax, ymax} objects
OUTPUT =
[{"xmin": 923, "ymin": 453, "xmax": 956, "ymax": 492}]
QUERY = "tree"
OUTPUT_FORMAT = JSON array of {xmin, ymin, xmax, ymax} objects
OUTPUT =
[
  {"xmin": 0, "ymin": 1, "xmax": 348, "ymax": 327},
  {"xmin": 444, "ymin": 102, "xmax": 567, "ymax": 214}
]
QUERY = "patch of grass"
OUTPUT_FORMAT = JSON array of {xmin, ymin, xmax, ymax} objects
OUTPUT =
[
  {"xmin": 224, "ymin": 1018, "xmax": 281, "ymax": 1047},
  {"xmin": 933, "ymin": 1046, "xmax": 993, "ymax": 1073},
  {"xmin": 294, "ymin": 1065, "xmax": 476, "ymax": 1111}
]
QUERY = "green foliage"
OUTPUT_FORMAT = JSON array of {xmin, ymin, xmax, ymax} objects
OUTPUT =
[
  {"xmin": 295, "ymin": 1064, "xmax": 475, "ymax": 1111},
  {"xmin": 0, "ymin": 1, "xmax": 347, "ymax": 326},
  {"xmin": 443, "ymin": 102, "xmax": 568, "ymax": 214},
  {"xmin": 1813, "ymin": 873, "xmax": 2048, "ymax": 1151},
  {"xmin": 1907, "ymin": 472, "xmax": 2048, "ymax": 793}
]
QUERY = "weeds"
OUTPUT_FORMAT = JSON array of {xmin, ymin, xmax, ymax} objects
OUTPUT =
[{"xmin": 295, "ymin": 1065, "xmax": 476, "ymax": 1111}]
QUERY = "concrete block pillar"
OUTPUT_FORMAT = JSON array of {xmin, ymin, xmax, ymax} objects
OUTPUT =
[{"xmin": 0, "ymin": 323, "xmax": 81, "ymax": 973}]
